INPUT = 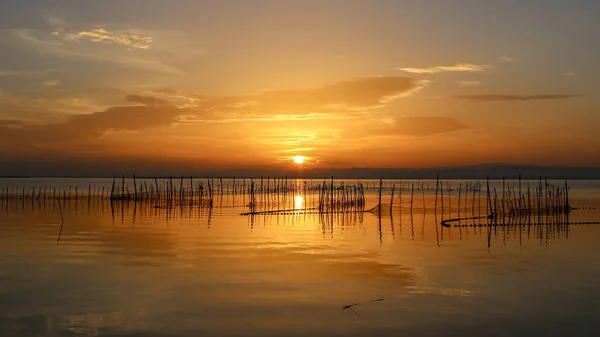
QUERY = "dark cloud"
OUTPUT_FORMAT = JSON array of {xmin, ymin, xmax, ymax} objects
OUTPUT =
[
  {"xmin": 0, "ymin": 119, "xmax": 26, "ymax": 127},
  {"xmin": 0, "ymin": 95, "xmax": 182, "ymax": 147},
  {"xmin": 124, "ymin": 94, "xmax": 171, "ymax": 106},
  {"xmin": 455, "ymin": 94, "xmax": 583, "ymax": 102},
  {"xmin": 65, "ymin": 95, "xmax": 179, "ymax": 132}
]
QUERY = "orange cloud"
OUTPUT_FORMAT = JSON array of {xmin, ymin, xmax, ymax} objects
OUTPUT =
[
  {"xmin": 391, "ymin": 116, "xmax": 470, "ymax": 137},
  {"xmin": 399, "ymin": 63, "xmax": 487, "ymax": 74},
  {"xmin": 252, "ymin": 76, "xmax": 419, "ymax": 109},
  {"xmin": 154, "ymin": 76, "xmax": 424, "ymax": 122},
  {"xmin": 0, "ymin": 119, "xmax": 25, "ymax": 127},
  {"xmin": 498, "ymin": 56, "xmax": 516, "ymax": 62},
  {"xmin": 0, "ymin": 76, "xmax": 424, "ymax": 150},
  {"xmin": 0, "ymin": 91, "xmax": 105, "ymax": 119},
  {"xmin": 457, "ymin": 81, "xmax": 482, "ymax": 87},
  {"xmin": 68, "ymin": 28, "xmax": 153, "ymax": 49},
  {"xmin": 455, "ymin": 94, "xmax": 583, "ymax": 102},
  {"xmin": 43, "ymin": 79, "xmax": 60, "ymax": 86},
  {"xmin": 343, "ymin": 116, "xmax": 470, "ymax": 139}
]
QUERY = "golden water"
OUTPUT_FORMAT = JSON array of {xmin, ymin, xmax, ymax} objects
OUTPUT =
[{"xmin": 1, "ymin": 179, "xmax": 600, "ymax": 336}]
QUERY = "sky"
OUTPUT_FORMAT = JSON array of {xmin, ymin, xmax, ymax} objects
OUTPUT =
[{"xmin": 0, "ymin": 0, "xmax": 599, "ymax": 176}]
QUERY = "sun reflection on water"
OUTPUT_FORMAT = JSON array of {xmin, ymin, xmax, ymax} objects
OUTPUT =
[{"xmin": 294, "ymin": 195, "xmax": 303, "ymax": 210}]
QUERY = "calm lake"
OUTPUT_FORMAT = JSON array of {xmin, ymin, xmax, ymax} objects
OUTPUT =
[{"xmin": 1, "ymin": 178, "xmax": 600, "ymax": 337}]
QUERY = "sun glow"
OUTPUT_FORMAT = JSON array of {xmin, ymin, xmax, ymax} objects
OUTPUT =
[{"xmin": 293, "ymin": 156, "xmax": 305, "ymax": 164}]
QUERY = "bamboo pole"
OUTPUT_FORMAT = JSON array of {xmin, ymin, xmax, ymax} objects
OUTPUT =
[
  {"xmin": 133, "ymin": 175, "xmax": 138, "ymax": 201},
  {"xmin": 378, "ymin": 179, "xmax": 383, "ymax": 218},
  {"xmin": 434, "ymin": 174, "xmax": 439, "ymax": 214}
]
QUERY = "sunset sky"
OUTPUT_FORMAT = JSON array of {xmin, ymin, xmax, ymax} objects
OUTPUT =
[{"xmin": 0, "ymin": 0, "xmax": 599, "ymax": 176}]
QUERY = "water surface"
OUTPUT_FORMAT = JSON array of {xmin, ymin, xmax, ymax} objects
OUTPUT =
[{"xmin": 1, "ymin": 178, "xmax": 600, "ymax": 336}]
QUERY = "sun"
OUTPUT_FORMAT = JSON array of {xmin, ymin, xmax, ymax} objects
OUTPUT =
[{"xmin": 293, "ymin": 156, "xmax": 305, "ymax": 164}]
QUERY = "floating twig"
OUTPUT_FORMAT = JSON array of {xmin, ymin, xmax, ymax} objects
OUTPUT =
[{"xmin": 342, "ymin": 298, "xmax": 384, "ymax": 317}]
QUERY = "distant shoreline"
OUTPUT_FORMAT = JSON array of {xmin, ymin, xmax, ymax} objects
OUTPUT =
[
  {"xmin": 2, "ymin": 176, "xmax": 600, "ymax": 180},
  {"xmin": 2, "ymin": 164, "xmax": 600, "ymax": 180}
]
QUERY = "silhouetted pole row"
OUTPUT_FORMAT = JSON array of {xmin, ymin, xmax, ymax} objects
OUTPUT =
[{"xmin": 0, "ymin": 176, "xmax": 572, "ymax": 222}]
